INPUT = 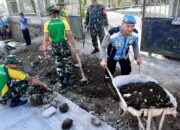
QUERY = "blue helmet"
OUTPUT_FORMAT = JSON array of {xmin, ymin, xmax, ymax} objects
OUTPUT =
[{"xmin": 123, "ymin": 14, "xmax": 136, "ymax": 24}]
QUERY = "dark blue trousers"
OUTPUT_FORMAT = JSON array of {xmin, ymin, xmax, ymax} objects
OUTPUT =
[
  {"xmin": 22, "ymin": 28, "xmax": 31, "ymax": 45},
  {"xmin": 106, "ymin": 57, "xmax": 132, "ymax": 76}
]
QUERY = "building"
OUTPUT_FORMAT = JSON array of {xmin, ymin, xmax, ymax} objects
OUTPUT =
[{"xmin": 0, "ymin": 0, "xmax": 83, "ymax": 41}]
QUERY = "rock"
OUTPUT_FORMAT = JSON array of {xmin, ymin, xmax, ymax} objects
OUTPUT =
[
  {"xmin": 62, "ymin": 118, "xmax": 73, "ymax": 129},
  {"xmin": 116, "ymin": 120, "xmax": 120, "ymax": 124},
  {"xmin": 109, "ymin": 111, "xmax": 114, "ymax": 114},
  {"xmin": 30, "ymin": 63, "xmax": 34, "ymax": 68},
  {"xmin": 42, "ymin": 104, "xmax": 51, "ymax": 109},
  {"xmin": 59, "ymin": 89, "xmax": 67, "ymax": 94},
  {"xmin": 91, "ymin": 117, "xmax": 102, "ymax": 127},
  {"xmin": 59, "ymin": 103, "xmax": 69, "ymax": 113},
  {"xmin": 79, "ymin": 105, "xmax": 89, "ymax": 112},
  {"xmin": 73, "ymin": 85, "xmax": 78, "ymax": 88},
  {"xmin": 89, "ymin": 111, "xmax": 96, "ymax": 115},
  {"xmin": 30, "ymin": 94, "xmax": 42, "ymax": 106},
  {"xmin": 50, "ymin": 101, "xmax": 58, "ymax": 108}
]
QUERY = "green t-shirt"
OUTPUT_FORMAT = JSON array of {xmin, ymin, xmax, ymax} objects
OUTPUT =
[
  {"xmin": 44, "ymin": 18, "xmax": 70, "ymax": 43},
  {"xmin": 0, "ymin": 66, "xmax": 8, "ymax": 96},
  {"xmin": 0, "ymin": 65, "xmax": 27, "ymax": 97}
]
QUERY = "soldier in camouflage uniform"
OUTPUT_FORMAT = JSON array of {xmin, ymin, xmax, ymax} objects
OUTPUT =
[
  {"xmin": 0, "ymin": 55, "xmax": 48, "ymax": 107},
  {"xmin": 57, "ymin": 0, "xmax": 70, "ymax": 24},
  {"xmin": 43, "ymin": 6, "xmax": 78, "ymax": 88},
  {"xmin": 85, "ymin": 0, "xmax": 109, "ymax": 54}
]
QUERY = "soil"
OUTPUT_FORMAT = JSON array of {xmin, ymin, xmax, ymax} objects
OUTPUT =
[
  {"xmin": 14, "ymin": 43, "xmax": 180, "ymax": 130},
  {"xmin": 119, "ymin": 82, "xmax": 173, "ymax": 110}
]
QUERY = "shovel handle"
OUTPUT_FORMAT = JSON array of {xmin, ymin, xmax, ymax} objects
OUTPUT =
[
  {"xmin": 105, "ymin": 67, "xmax": 113, "ymax": 81},
  {"xmin": 75, "ymin": 52, "xmax": 86, "ymax": 78}
]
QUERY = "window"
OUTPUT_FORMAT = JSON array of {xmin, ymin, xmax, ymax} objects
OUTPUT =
[
  {"xmin": 38, "ymin": 0, "xmax": 57, "ymax": 16},
  {"xmin": 7, "ymin": 0, "xmax": 19, "ymax": 15},
  {"xmin": 19, "ymin": 0, "xmax": 36, "ymax": 15},
  {"xmin": 0, "ymin": 1, "xmax": 5, "ymax": 15}
]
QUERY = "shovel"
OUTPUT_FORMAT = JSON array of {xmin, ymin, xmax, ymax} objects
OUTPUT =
[{"xmin": 75, "ymin": 52, "xmax": 88, "ymax": 83}]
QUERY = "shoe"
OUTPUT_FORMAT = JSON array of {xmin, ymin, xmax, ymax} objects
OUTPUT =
[
  {"xmin": 25, "ymin": 44, "xmax": 31, "ymax": 46},
  {"xmin": 62, "ymin": 82, "xmax": 72, "ymax": 89},
  {"xmin": 10, "ymin": 97, "xmax": 27, "ymax": 107},
  {"xmin": 91, "ymin": 48, "xmax": 99, "ymax": 54},
  {"xmin": 104, "ymin": 75, "xmax": 110, "ymax": 82}
]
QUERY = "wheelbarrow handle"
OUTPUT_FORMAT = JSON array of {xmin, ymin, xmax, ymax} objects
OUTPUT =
[{"xmin": 105, "ymin": 67, "xmax": 113, "ymax": 81}]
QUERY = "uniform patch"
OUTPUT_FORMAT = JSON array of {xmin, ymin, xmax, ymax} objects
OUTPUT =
[
  {"xmin": 129, "ymin": 38, "xmax": 134, "ymax": 45},
  {"xmin": 115, "ymin": 39, "xmax": 122, "ymax": 48}
]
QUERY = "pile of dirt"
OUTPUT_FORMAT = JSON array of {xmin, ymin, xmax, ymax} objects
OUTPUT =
[
  {"xmin": 21, "ymin": 52, "xmax": 138, "ymax": 129},
  {"xmin": 16, "ymin": 45, "xmax": 177, "ymax": 129},
  {"xmin": 119, "ymin": 82, "xmax": 174, "ymax": 110}
]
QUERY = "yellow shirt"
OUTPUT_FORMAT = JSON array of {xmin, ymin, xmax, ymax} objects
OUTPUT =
[
  {"xmin": 44, "ymin": 18, "xmax": 70, "ymax": 43},
  {"xmin": 0, "ymin": 65, "xmax": 27, "ymax": 97},
  {"xmin": 44, "ymin": 18, "xmax": 70, "ymax": 33}
]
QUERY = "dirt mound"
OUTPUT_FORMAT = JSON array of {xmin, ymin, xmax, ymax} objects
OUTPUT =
[{"xmin": 119, "ymin": 82, "xmax": 173, "ymax": 110}]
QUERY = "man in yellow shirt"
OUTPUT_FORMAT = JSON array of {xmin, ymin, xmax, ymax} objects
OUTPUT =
[
  {"xmin": 57, "ymin": 1, "xmax": 70, "ymax": 24},
  {"xmin": 0, "ymin": 55, "xmax": 48, "ymax": 107},
  {"xmin": 43, "ymin": 6, "xmax": 77, "ymax": 88}
]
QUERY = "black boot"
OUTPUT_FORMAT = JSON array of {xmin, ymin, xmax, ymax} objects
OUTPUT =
[
  {"xmin": 10, "ymin": 96, "xmax": 27, "ymax": 108},
  {"xmin": 62, "ymin": 73, "xmax": 72, "ymax": 88},
  {"xmin": 91, "ymin": 47, "xmax": 99, "ymax": 54}
]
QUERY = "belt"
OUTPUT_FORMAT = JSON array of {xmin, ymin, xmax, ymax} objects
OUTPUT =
[{"xmin": 52, "ymin": 40, "xmax": 67, "ymax": 44}]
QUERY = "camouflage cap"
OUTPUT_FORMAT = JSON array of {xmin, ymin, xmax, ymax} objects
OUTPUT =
[
  {"xmin": 47, "ymin": 6, "xmax": 59, "ymax": 14},
  {"xmin": 4, "ymin": 55, "xmax": 20, "ymax": 65}
]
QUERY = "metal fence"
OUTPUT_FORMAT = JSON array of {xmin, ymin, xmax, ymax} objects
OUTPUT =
[{"xmin": 142, "ymin": 0, "xmax": 177, "ymax": 18}]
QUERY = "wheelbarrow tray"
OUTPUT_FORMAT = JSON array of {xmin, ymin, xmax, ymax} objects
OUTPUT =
[{"xmin": 111, "ymin": 74, "xmax": 177, "ymax": 117}]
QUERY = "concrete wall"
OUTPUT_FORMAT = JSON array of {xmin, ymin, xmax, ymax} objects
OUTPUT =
[
  {"xmin": 9, "ymin": 16, "xmax": 43, "ymax": 42},
  {"xmin": 9, "ymin": 16, "xmax": 83, "ymax": 42}
]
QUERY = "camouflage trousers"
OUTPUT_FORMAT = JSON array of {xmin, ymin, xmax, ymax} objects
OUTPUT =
[
  {"xmin": 90, "ymin": 25, "xmax": 105, "ymax": 48},
  {"xmin": 0, "ymin": 80, "xmax": 28, "ymax": 104},
  {"xmin": 51, "ymin": 42, "xmax": 73, "ymax": 78}
]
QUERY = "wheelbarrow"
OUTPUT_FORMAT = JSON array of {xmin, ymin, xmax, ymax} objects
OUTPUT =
[{"xmin": 106, "ymin": 67, "xmax": 177, "ymax": 130}]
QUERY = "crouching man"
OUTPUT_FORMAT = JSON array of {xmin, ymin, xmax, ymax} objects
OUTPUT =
[
  {"xmin": 0, "ymin": 55, "xmax": 48, "ymax": 107},
  {"xmin": 100, "ymin": 14, "xmax": 142, "ymax": 80}
]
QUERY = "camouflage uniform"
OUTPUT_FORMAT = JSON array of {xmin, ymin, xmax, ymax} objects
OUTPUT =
[
  {"xmin": 85, "ymin": 4, "xmax": 109, "ymax": 48},
  {"xmin": 51, "ymin": 41, "xmax": 73, "ymax": 78},
  {"xmin": 0, "ymin": 55, "xmax": 28, "ymax": 105},
  {"xmin": 44, "ymin": 6, "xmax": 73, "ymax": 86}
]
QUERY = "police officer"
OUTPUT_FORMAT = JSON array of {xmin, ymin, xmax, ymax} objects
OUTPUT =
[
  {"xmin": 0, "ymin": 55, "xmax": 48, "ymax": 107},
  {"xmin": 85, "ymin": 0, "xmax": 109, "ymax": 54},
  {"xmin": 99, "ymin": 14, "xmax": 142, "ymax": 79},
  {"xmin": 43, "ymin": 6, "xmax": 78, "ymax": 88}
]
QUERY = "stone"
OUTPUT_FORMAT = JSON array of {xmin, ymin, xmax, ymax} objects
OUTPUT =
[
  {"xmin": 59, "ymin": 103, "xmax": 69, "ymax": 113},
  {"xmin": 91, "ymin": 117, "xmax": 102, "ymax": 127},
  {"xmin": 89, "ymin": 111, "xmax": 96, "ymax": 115},
  {"xmin": 30, "ymin": 94, "xmax": 42, "ymax": 106},
  {"xmin": 61, "ymin": 118, "xmax": 73, "ymax": 129},
  {"xmin": 50, "ymin": 101, "xmax": 58, "ymax": 108}
]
